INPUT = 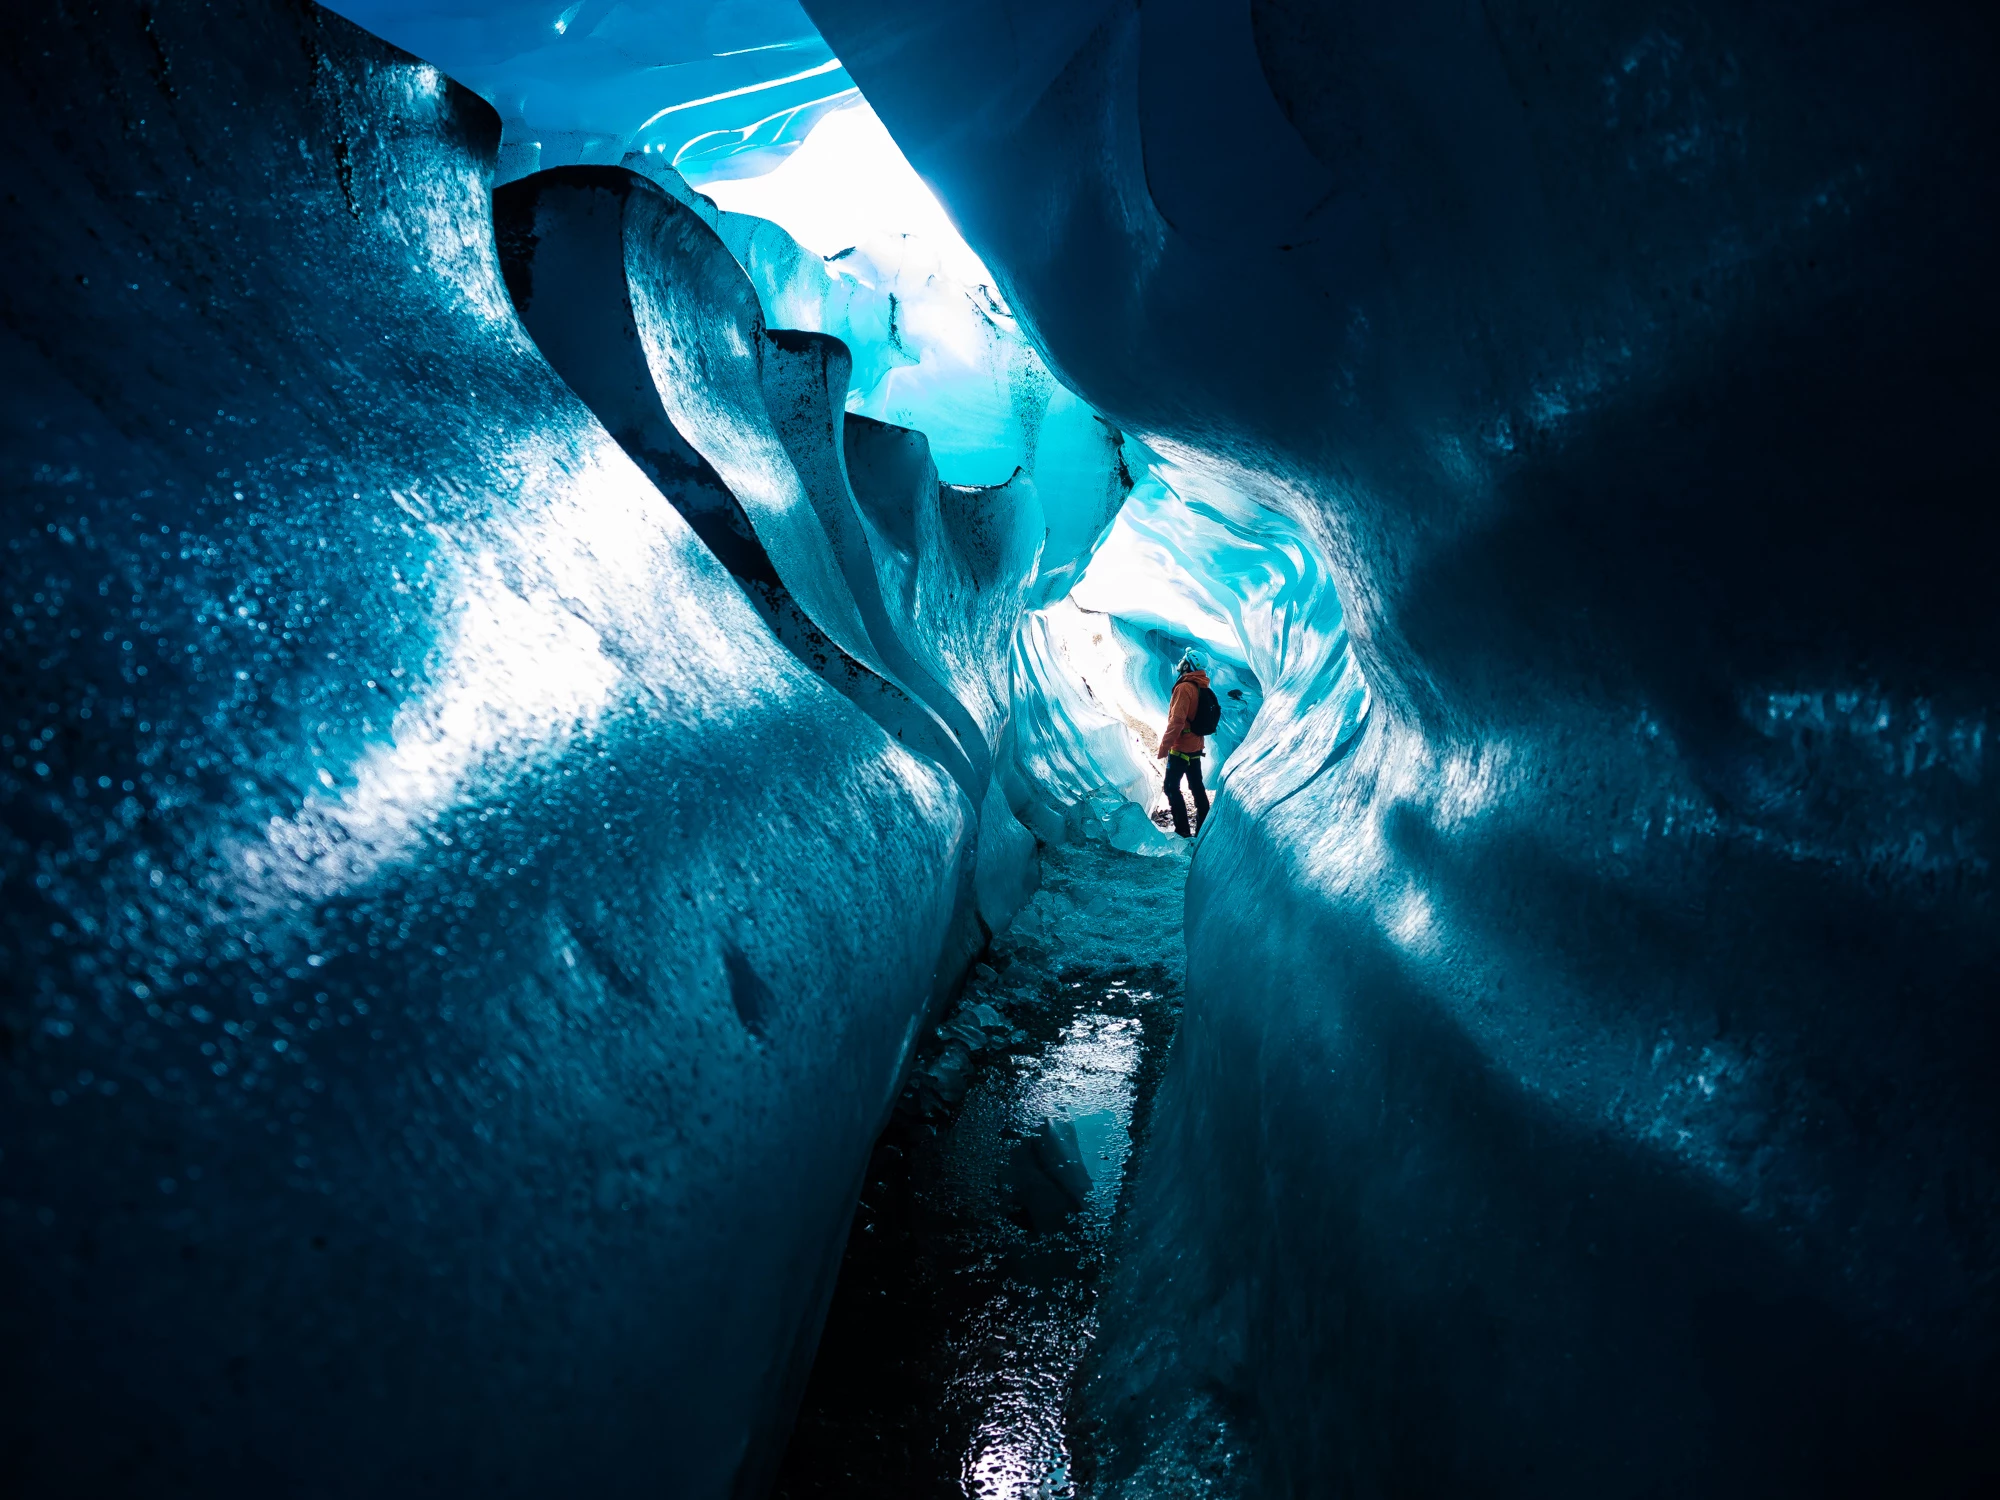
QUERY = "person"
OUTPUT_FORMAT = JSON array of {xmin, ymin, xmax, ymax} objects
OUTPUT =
[{"xmin": 1157, "ymin": 649, "xmax": 1213, "ymax": 838}]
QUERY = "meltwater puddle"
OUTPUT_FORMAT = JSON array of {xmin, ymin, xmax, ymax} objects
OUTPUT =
[{"xmin": 774, "ymin": 837, "xmax": 1190, "ymax": 1500}]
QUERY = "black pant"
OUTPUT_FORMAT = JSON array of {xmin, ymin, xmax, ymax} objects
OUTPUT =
[{"xmin": 1164, "ymin": 753, "xmax": 1209, "ymax": 837}]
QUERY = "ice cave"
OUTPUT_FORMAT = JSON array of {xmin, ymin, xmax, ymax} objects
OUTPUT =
[{"xmin": 1, "ymin": 1, "xmax": 1995, "ymax": 1495}]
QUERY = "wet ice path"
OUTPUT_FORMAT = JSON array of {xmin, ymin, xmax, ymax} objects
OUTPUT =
[{"xmin": 775, "ymin": 839, "xmax": 1190, "ymax": 1499}]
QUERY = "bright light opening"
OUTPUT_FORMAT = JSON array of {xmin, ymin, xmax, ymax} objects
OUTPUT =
[{"xmin": 694, "ymin": 103, "xmax": 995, "ymax": 290}]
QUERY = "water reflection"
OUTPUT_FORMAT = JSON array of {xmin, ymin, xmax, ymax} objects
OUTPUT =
[
  {"xmin": 957, "ymin": 1009, "xmax": 1143, "ymax": 1498},
  {"xmin": 775, "ymin": 841, "xmax": 1189, "ymax": 1499}
]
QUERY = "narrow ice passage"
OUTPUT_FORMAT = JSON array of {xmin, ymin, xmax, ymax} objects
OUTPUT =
[
  {"xmin": 5, "ymin": 1, "xmax": 1997, "ymax": 1497},
  {"xmin": 776, "ymin": 840, "xmax": 1211, "ymax": 1499}
]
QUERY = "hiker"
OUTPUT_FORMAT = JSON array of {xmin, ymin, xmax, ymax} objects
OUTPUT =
[{"xmin": 1157, "ymin": 648, "xmax": 1220, "ymax": 837}]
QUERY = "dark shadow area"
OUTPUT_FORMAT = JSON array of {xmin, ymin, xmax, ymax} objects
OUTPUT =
[
  {"xmin": 1089, "ymin": 799, "xmax": 2000, "ymax": 1499},
  {"xmin": 776, "ymin": 841, "xmax": 1192, "ymax": 1499}
]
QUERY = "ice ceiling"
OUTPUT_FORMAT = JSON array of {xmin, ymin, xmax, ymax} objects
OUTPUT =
[{"xmin": 330, "ymin": 0, "xmax": 857, "ymax": 180}]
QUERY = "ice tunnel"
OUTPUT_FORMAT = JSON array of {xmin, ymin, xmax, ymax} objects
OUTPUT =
[{"xmin": 1, "ymin": 1, "xmax": 1995, "ymax": 1497}]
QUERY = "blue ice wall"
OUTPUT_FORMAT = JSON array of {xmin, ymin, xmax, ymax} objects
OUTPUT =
[
  {"xmin": 1004, "ymin": 452, "xmax": 1360, "ymax": 854},
  {"xmin": 332, "ymin": 0, "xmax": 1142, "ymax": 829},
  {"xmin": 0, "ymin": 5, "xmax": 976, "ymax": 1495},
  {"xmin": 808, "ymin": 0, "xmax": 2000, "ymax": 1492},
  {"xmin": 485, "ymin": 158, "xmax": 1056, "ymax": 934}
]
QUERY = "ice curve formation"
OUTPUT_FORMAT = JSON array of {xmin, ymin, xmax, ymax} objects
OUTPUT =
[
  {"xmin": 0, "ymin": 5, "xmax": 980, "ymax": 1494},
  {"xmin": 5, "ymin": 0, "xmax": 1997, "ymax": 1496}
]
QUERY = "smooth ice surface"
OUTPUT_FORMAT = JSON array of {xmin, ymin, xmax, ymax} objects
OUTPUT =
[
  {"xmin": 681, "ymin": 108, "xmax": 1131, "ymax": 602},
  {"xmin": 492, "ymin": 168, "xmax": 971, "ymax": 786},
  {"xmin": 322, "ymin": 0, "xmax": 854, "ymax": 181},
  {"xmin": 0, "ymin": 6, "xmax": 973, "ymax": 1495},
  {"xmin": 508, "ymin": 84, "xmax": 1137, "ymax": 801},
  {"xmin": 487, "ymin": 159, "xmax": 1074, "ymax": 879},
  {"xmin": 808, "ymin": 0, "xmax": 2000, "ymax": 1492},
  {"xmin": 1007, "ymin": 451, "xmax": 1358, "ymax": 847},
  {"xmin": 625, "ymin": 91, "xmax": 1143, "ymax": 811},
  {"xmin": 320, "ymin": 0, "xmax": 1132, "ymax": 597},
  {"xmin": 489, "ymin": 131, "xmax": 1090, "ymax": 967}
]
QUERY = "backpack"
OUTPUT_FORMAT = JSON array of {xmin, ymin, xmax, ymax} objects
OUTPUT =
[{"xmin": 1189, "ymin": 682, "xmax": 1222, "ymax": 736}]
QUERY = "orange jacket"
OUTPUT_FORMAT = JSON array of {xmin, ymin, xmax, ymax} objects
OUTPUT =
[{"xmin": 1158, "ymin": 669, "xmax": 1210, "ymax": 758}]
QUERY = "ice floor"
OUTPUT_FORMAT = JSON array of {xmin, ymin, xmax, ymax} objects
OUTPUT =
[{"xmin": 773, "ymin": 837, "xmax": 1241, "ymax": 1499}]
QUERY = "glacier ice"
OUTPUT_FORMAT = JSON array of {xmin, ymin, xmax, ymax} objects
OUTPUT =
[
  {"xmin": 687, "ymin": 112, "xmax": 1132, "ymax": 606},
  {"xmin": 323, "ymin": 0, "xmax": 855, "ymax": 183},
  {"xmin": 622, "ymin": 120, "xmax": 1150, "ymax": 840},
  {"xmin": 0, "ymin": 5, "xmax": 982, "ymax": 1495},
  {"xmin": 807, "ymin": 0, "xmax": 2000, "ymax": 1492},
  {"xmin": 1, "ymin": 4, "xmax": 1189, "ymax": 1484},
  {"xmin": 12, "ymin": 0, "xmax": 1996, "ymax": 1493},
  {"xmin": 1005, "ymin": 454, "xmax": 1356, "ymax": 850},
  {"xmin": 346, "ymin": 0, "xmax": 1141, "ymax": 814},
  {"xmin": 488, "ymin": 152, "xmax": 1122, "ymax": 926},
  {"xmin": 496, "ymin": 164, "xmax": 994, "ymax": 795}
]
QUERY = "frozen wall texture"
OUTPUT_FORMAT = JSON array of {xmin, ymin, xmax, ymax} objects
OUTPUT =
[
  {"xmin": 686, "ymin": 158, "xmax": 1132, "ymax": 610},
  {"xmin": 486, "ymin": 158, "xmax": 1064, "ymax": 925},
  {"xmin": 492, "ymin": 165, "xmax": 987, "ymax": 798},
  {"xmin": 805, "ymin": 0, "xmax": 2000, "ymax": 1493},
  {"xmin": 0, "ymin": 3, "xmax": 980, "ymax": 1495}
]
